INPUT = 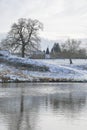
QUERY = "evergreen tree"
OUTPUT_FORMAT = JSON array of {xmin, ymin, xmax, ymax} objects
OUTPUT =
[
  {"xmin": 51, "ymin": 43, "xmax": 61, "ymax": 53},
  {"xmin": 46, "ymin": 47, "xmax": 50, "ymax": 54}
]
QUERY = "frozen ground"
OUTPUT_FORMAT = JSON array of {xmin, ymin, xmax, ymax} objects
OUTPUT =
[
  {"xmin": 0, "ymin": 51, "xmax": 87, "ymax": 82},
  {"xmin": 36, "ymin": 59, "xmax": 87, "ymax": 65}
]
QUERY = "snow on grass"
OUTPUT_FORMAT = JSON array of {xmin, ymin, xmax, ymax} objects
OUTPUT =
[
  {"xmin": 0, "ymin": 51, "xmax": 87, "ymax": 82},
  {"xmin": 37, "ymin": 59, "xmax": 87, "ymax": 65}
]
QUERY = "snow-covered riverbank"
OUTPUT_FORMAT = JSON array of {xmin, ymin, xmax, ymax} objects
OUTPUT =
[{"xmin": 0, "ymin": 51, "xmax": 87, "ymax": 82}]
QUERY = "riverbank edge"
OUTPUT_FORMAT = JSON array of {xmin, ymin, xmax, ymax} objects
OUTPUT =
[{"xmin": 0, "ymin": 78, "xmax": 87, "ymax": 83}]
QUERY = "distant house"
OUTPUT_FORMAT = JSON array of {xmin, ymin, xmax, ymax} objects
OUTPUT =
[{"xmin": 45, "ymin": 47, "xmax": 50, "ymax": 59}]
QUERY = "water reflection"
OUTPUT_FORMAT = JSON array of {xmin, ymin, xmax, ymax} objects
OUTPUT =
[
  {"xmin": 0, "ymin": 83, "xmax": 87, "ymax": 130},
  {"xmin": 49, "ymin": 93, "xmax": 86, "ymax": 118}
]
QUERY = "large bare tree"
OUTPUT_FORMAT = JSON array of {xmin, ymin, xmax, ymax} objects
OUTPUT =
[{"xmin": 1, "ymin": 18, "xmax": 43, "ymax": 57}]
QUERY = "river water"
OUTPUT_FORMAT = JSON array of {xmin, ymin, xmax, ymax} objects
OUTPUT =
[{"xmin": 0, "ymin": 83, "xmax": 87, "ymax": 130}]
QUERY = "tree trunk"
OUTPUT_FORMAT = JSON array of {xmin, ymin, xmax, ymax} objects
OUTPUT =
[
  {"xmin": 69, "ymin": 58, "xmax": 73, "ymax": 64},
  {"xmin": 22, "ymin": 44, "xmax": 25, "ymax": 58}
]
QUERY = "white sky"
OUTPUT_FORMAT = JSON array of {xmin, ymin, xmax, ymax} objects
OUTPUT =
[{"xmin": 0, "ymin": 0, "xmax": 87, "ymax": 40}]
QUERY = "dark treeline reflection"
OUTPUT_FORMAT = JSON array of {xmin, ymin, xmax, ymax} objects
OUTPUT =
[
  {"xmin": 0, "ymin": 83, "xmax": 87, "ymax": 130},
  {"xmin": 49, "ymin": 92, "xmax": 86, "ymax": 117}
]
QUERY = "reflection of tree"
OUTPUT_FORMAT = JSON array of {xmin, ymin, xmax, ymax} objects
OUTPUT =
[
  {"xmin": 0, "ymin": 84, "xmax": 87, "ymax": 129},
  {"xmin": 0, "ymin": 87, "xmax": 41, "ymax": 130},
  {"xmin": 49, "ymin": 92, "xmax": 87, "ymax": 118},
  {"xmin": 16, "ymin": 88, "xmax": 24, "ymax": 130},
  {"xmin": 15, "ymin": 90, "xmax": 41, "ymax": 130}
]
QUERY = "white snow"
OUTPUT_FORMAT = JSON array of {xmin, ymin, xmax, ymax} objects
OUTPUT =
[
  {"xmin": 0, "ymin": 51, "xmax": 87, "ymax": 82},
  {"xmin": 0, "ymin": 50, "xmax": 10, "ymax": 56}
]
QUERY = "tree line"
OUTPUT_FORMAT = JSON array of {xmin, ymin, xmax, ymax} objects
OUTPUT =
[{"xmin": 48, "ymin": 39, "xmax": 87, "ymax": 64}]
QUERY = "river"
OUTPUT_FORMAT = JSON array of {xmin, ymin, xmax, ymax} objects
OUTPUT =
[{"xmin": 0, "ymin": 83, "xmax": 87, "ymax": 130}]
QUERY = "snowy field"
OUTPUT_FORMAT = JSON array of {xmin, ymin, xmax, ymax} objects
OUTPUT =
[
  {"xmin": 0, "ymin": 51, "xmax": 87, "ymax": 82},
  {"xmin": 36, "ymin": 59, "xmax": 87, "ymax": 66}
]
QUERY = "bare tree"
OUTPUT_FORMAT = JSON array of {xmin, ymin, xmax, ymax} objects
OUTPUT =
[
  {"xmin": 1, "ymin": 18, "xmax": 43, "ymax": 57},
  {"xmin": 61, "ymin": 39, "xmax": 81, "ymax": 64}
]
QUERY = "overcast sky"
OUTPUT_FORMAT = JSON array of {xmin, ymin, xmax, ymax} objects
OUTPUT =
[{"xmin": 0, "ymin": 0, "xmax": 87, "ymax": 40}]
